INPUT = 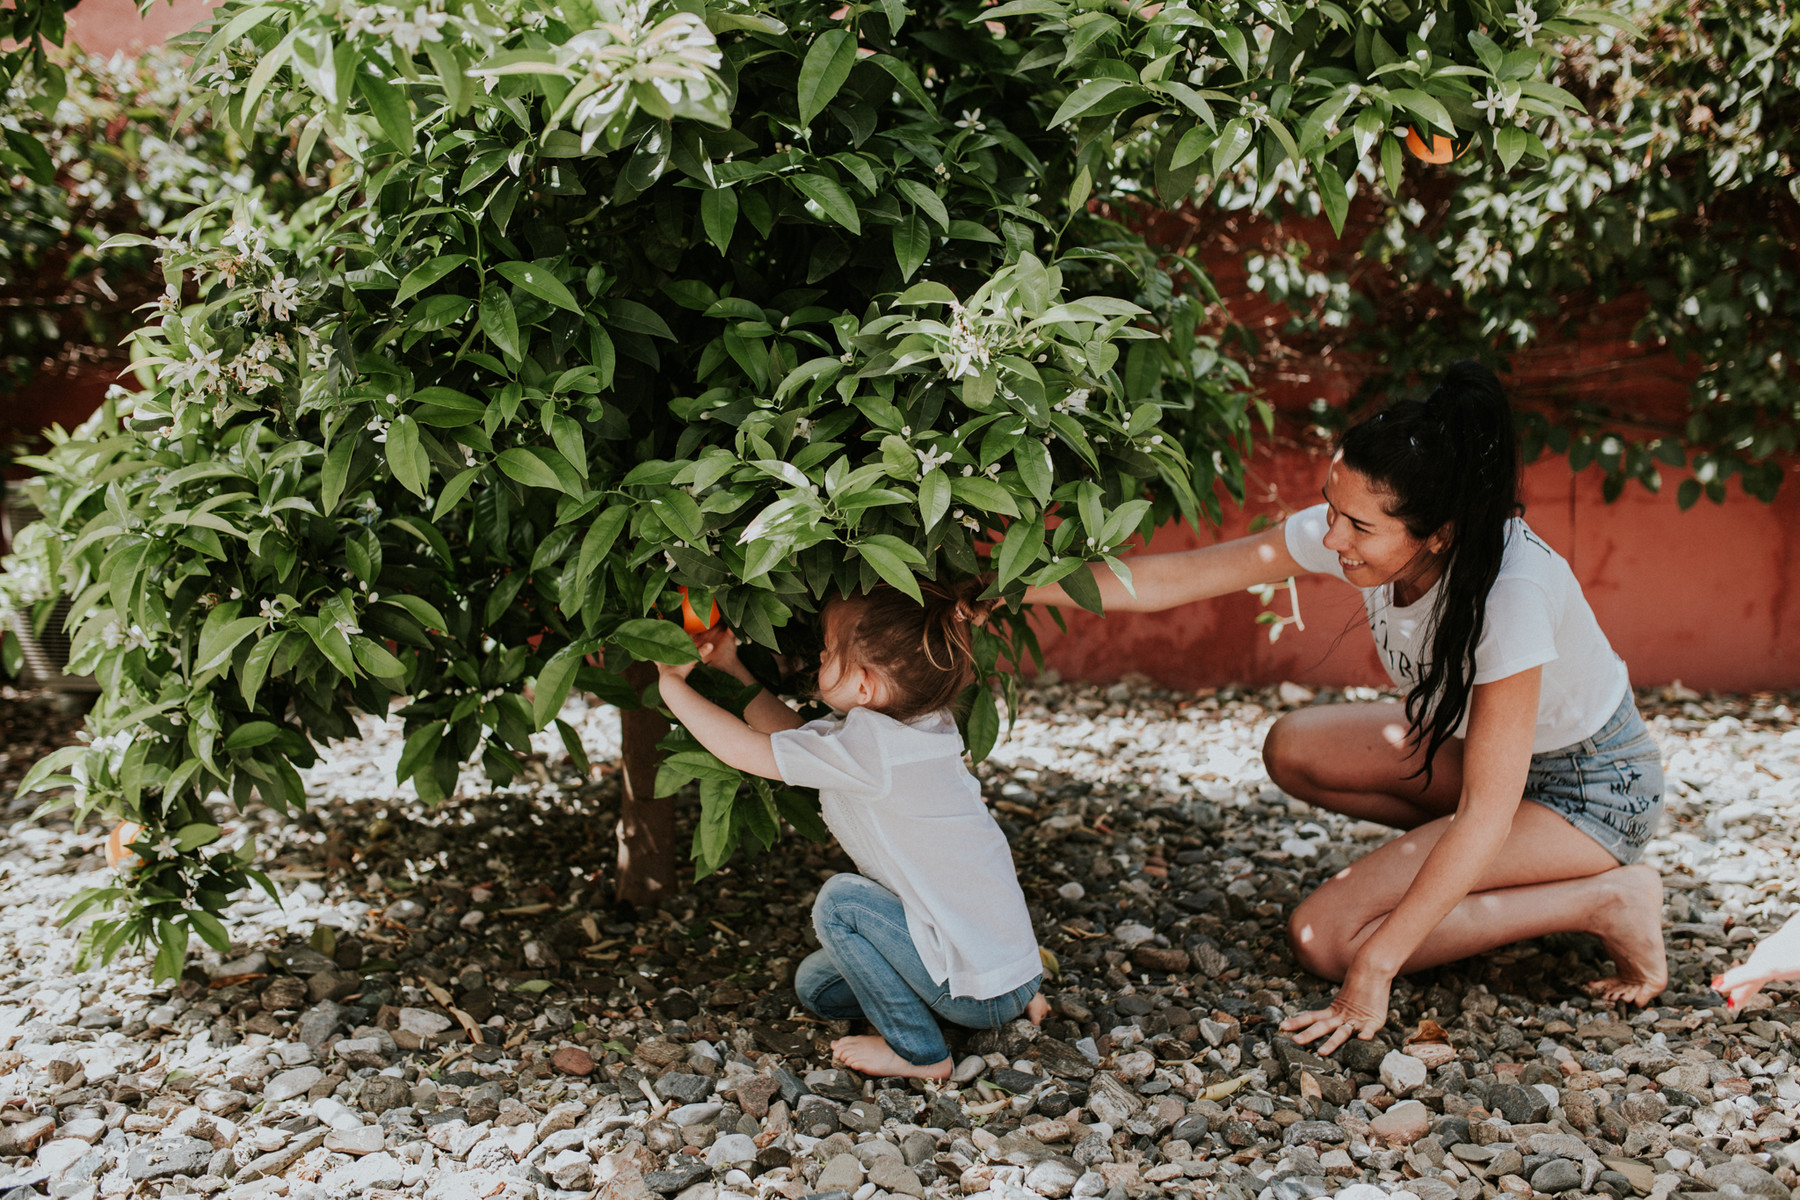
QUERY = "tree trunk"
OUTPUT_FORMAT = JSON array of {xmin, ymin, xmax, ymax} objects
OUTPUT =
[{"xmin": 614, "ymin": 660, "xmax": 675, "ymax": 908}]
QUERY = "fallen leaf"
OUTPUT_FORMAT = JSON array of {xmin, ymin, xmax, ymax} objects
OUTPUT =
[
  {"xmin": 1408, "ymin": 1018, "xmax": 1450, "ymax": 1044},
  {"xmin": 1198, "ymin": 1072, "xmax": 1256, "ymax": 1102}
]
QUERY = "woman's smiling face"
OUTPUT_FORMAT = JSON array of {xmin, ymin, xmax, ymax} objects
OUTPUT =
[{"xmin": 1320, "ymin": 455, "xmax": 1447, "ymax": 604}]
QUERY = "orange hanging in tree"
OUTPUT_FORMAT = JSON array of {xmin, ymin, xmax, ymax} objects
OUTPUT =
[
  {"xmin": 1403, "ymin": 127, "xmax": 1473, "ymax": 164},
  {"xmin": 678, "ymin": 587, "xmax": 720, "ymax": 634},
  {"xmin": 106, "ymin": 821, "xmax": 145, "ymax": 870}
]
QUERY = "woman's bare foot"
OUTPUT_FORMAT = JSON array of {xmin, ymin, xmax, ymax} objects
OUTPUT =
[
  {"xmin": 1026, "ymin": 994, "xmax": 1050, "ymax": 1025},
  {"xmin": 1582, "ymin": 864, "xmax": 1669, "ymax": 1006},
  {"xmin": 830, "ymin": 1035, "xmax": 951, "ymax": 1080}
]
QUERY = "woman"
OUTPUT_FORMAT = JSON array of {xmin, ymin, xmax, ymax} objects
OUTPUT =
[{"xmin": 1024, "ymin": 362, "xmax": 1668, "ymax": 1053}]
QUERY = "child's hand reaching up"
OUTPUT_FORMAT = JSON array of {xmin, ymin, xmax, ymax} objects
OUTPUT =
[
  {"xmin": 656, "ymin": 624, "xmax": 737, "ymax": 685},
  {"xmin": 1715, "ymin": 911, "xmax": 1800, "ymax": 1013}
]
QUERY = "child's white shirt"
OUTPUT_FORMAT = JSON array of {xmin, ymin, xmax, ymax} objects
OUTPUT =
[{"xmin": 769, "ymin": 706, "xmax": 1041, "ymax": 1000}]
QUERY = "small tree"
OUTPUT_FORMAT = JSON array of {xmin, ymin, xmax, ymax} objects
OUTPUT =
[{"xmin": 9, "ymin": 0, "xmax": 1616, "ymax": 976}]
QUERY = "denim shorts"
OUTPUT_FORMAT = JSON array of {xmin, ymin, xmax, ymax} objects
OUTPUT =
[{"xmin": 1523, "ymin": 691, "xmax": 1664, "ymax": 865}]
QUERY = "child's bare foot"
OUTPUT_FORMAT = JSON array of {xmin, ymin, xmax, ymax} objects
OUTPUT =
[
  {"xmin": 830, "ymin": 1035, "xmax": 951, "ymax": 1080},
  {"xmin": 1026, "ymin": 994, "xmax": 1050, "ymax": 1025},
  {"xmin": 1582, "ymin": 864, "xmax": 1669, "ymax": 1006}
]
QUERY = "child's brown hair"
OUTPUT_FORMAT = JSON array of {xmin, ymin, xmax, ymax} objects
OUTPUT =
[{"xmin": 823, "ymin": 579, "xmax": 995, "ymax": 723}]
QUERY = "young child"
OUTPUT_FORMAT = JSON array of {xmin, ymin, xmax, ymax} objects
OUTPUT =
[{"xmin": 654, "ymin": 580, "xmax": 1048, "ymax": 1079}]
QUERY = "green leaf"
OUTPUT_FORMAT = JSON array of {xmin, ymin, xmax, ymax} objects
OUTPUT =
[
  {"xmin": 1, "ymin": 629, "xmax": 21, "ymax": 679},
  {"xmin": 396, "ymin": 254, "xmax": 469, "ymax": 303},
  {"xmin": 797, "ymin": 28, "xmax": 858, "ymax": 128},
  {"xmin": 1389, "ymin": 88, "xmax": 1453, "ymax": 136},
  {"xmin": 357, "ymin": 66, "xmax": 414, "ymax": 154},
  {"xmin": 352, "ymin": 636, "xmax": 406, "ymax": 681},
  {"xmin": 495, "ymin": 447, "xmax": 569, "ymax": 492},
  {"xmin": 1316, "ymin": 160, "xmax": 1349, "ymax": 236},
  {"xmin": 964, "ymin": 684, "xmax": 1000, "ymax": 762},
  {"xmin": 918, "ymin": 469, "xmax": 951, "ymax": 530},
  {"xmin": 605, "ymin": 299, "xmax": 675, "ymax": 339},
  {"xmin": 857, "ymin": 539, "xmax": 923, "ymax": 601},
  {"xmin": 480, "ymin": 283, "xmax": 521, "ymax": 361},
  {"xmin": 555, "ymin": 719, "xmax": 591, "ymax": 775},
  {"xmin": 533, "ymin": 644, "xmax": 590, "ymax": 729},
  {"xmin": 701, "ymin": 187, "xmax": 737, "ymax": 253},
  {"xmin": 1050, "ymin": 79, "xmax": 1134, "ymax": 127},
  {"xmin": 612, "ymin": 618, "xmax": 700, "ymax": 664},
  {"xmin": 577, "ymin": 505, "xmax": 632, "ymax": 585},
  {"xmin": 1213, "ymin": 118, "xmax": 1253, "ymax": 176},
  {"xmin": 892, "ymin": 213, "xmax": 929, "ymax": 281},
  {"xmin": 994, "ymin": 514, "xmax": 1045, "ymax": 588},
  {"xmin": 197, "ymin": 616, "xmax": 264, "ymax": 673},
  {"xmin": 495, "ymin": 261, "xmax": 581, "ymax": 313},
  {"xmin": 224, "ymin": 721, "xmax": 281, "ymax": 751},
  {"xmin": 1495, "ymin": 125, "xmax": 1527, "ymax": 170},
  {"xmin": 792, "ymin": 173, "xmax": 861, "ymax": 234},
  {"xmin": 895, "ymin": 179, "xmax": 949, "ymax": 229},
  {"xmin": 387, "ymin": 415, "xmax": 431, "ymax": 497},
  {"xmin": 175, "ymin": 823, "xmax": 223, "ymax": 851},
  {"xmin": 321, "ymin": 435, "xmax": 356, "ymax": 515}
]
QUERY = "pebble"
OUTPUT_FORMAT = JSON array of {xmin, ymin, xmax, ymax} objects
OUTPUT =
[{"xmin": 4, "ymin": 683, "xmax": 1800, "ymax": 1200}]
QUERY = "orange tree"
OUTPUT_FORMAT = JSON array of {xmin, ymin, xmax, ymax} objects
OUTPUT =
[{"xmin": 4, "ymin": 0, "xmax": 1620, "ymax": 976}]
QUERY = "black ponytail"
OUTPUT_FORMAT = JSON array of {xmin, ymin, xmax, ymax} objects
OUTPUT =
[{"xmin": 1337, "ymin": 361, "xmax": 1521, "ymax": 782}]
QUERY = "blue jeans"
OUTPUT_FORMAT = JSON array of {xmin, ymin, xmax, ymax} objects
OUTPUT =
[{"xmin": 795, "ymin": 873, "xmax": 1040, "ymax": 1066}]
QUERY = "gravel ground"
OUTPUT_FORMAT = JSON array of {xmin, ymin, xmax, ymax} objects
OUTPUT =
[{"xmin": 3, "ymin": 678, "xmax": 1799, "ymax": 1200}]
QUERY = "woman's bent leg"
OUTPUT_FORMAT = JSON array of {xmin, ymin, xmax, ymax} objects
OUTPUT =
[
  {"xmin": 1262, "ymin": 702, "xmax": 1466, "ymax": 829},
  {"xmin": 810, "ymin": 874, "xmax": 953, "ymax": 1074},
  {"xmin": 1287, "ymin": 802, "xmax": 1667, "ymax": 1003}
]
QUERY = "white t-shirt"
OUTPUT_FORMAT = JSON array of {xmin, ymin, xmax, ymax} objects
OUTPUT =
[
  {"xmin": 769, "ymin": 707, "xmax": 1042, "ymax": 1000},
  {"xmin": 1285, "ymin": 503, "xmax": 1629, "ymax": 752}
]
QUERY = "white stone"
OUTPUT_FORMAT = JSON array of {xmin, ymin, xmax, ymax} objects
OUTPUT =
[
  {"xmin": 1379, "ymin": 1050, "xmax": 1428, "ymax": 1097},
  {"xmin": 264, "ymin": 1065, "xmax": 324, "ymax": 1103},
  {"xmin": 35, "ymin": 1138, "xmax": 92, "ymax": 1177},
  {"xmin": 706, "ymin": 1133, "xmax": 757, "ymax": 1167},
  {"xmin": 312, "ymin": 1097, "xmax": 364, "ymax": 1132},
  {"xmin": 326, "ymin": 1149, "xmax": 405, "ymax": 1191},
  {"xmin": 397, "ymin": 1007, "xmax": 453, "ymax": 1037},
  {"xmin": 1112, "ymin": 922, "xmax": 1156, "ymax": 948},
  {"xmin": 1057, "ymin": 882, "xmax": 1085, "ymax": 901},
  {"xmin": 547, "ymin": 1148, "xmax": 593, "ymax": 1188},
  {"xmin": 669, "ymin": 1102, "xmax": 723, "ymax": 1127},
  {"xmin": 324, "ymin": 1124, "xmax": 387, "ymax": 1156}
]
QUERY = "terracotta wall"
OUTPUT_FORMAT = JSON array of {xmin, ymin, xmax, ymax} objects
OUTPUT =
[
  {"xmin": 1034, "ymin": 437, "xmax": 1800, "ymax": 695},
  {"xmin": 62, "ymin": 0, "xmax": 220, "ymax": 56}
]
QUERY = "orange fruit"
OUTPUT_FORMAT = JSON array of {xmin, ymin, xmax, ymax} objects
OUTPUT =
[
  {"xmin": 106, "ymin": 821, "xmax": 144, "ymax": 870},
  {"xmin": 678, "ymin": 587, "xmax": 719, "ymax": 634},
  {"xmin": 1403, "ymin": 127, "xmax": 1471, "ymax": 164}
]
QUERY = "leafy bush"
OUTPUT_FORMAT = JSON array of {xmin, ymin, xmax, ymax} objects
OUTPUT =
[
  {"xmin": 1235, "ymin": 0, "xmax": 1798, "ymax": 505},
  {"xmin": 7, "ymin": 0, "xmax": 1609, "ymax": 975},
  {"xmin": 0, "ymin": 46, "xmax": 320, "ymax": 405}
]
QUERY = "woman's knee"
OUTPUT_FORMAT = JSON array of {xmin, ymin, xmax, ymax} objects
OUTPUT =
[
  {"xmin": 1262, "ymin": 712, "xmax": 1313, "ymax": 792},
  {"xmin": 1287, "ymin": 896, "xmax": 1351, "ymax": 982}
]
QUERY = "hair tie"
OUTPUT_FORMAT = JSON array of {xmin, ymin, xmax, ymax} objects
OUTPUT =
[{"xmin": 953, "ymin": 601, "xmax": 973, "ymax": 623}]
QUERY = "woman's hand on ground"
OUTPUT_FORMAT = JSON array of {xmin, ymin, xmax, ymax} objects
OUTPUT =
[
  {"xmin": 1280, "ymin": 967, "xmax": 1391, "ymax": 1056},
  {"xmin": 1715, "ymin": 911, "xmax": 1800, "ymax": 1012}
]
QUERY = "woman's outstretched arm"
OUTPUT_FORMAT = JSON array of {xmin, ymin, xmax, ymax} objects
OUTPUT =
[
  {"xmin": 1282, "ymin": 667, "xmax": 1543, "ymax": 1053},
  {"xmin": 1020, "ymin": 523, "xmax": 1307, "ymax": 612}
]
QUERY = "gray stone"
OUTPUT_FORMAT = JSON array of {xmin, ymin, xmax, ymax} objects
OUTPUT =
[
  {"xmin": 900, "ymin": 1131, "xmax": 936, "ymax": 1167},
  {"xmin": 1700, "ymin": 1160, "xmax": 1786, "ymax": 1198},
  {"xmin": 1282, "ymin": 1121, "xmax": 1348, "ymax": 1147},
  {"xmin": 644, "ymin": 1161, "xmax": 711, "ymax": 1195},
  {"xmin": 869, "ymin": 1157, "xmax": 926, "ymax": 1198},
  {"xmin": 294, "ymin": 1001, "xmax": 346, "ymax": 1049},
  {"xmin": 334, "ymin": 1034, "xmax": 394, "ymax": 1069},
  {"xmin": 1485, "ymin": 1082, "xmax": 1550, "ymax": 1125},
  {"xmin": 124, "ymin": 1137, "xmax": 214, "ymax": 1182},
  {"xmin": 1530, "ymin": 1158, "xmax": 1583, "ymax": 1194},
  {"xmin": 815, "ymin": 1153, "xmax": 865, "ymax": 1192},
  {"xmin": 803, "ymin": 1070, "xmax": 860, "ymax": 1103},
  {"xmin": 1035, "ymin": 1037, "xmax": 1097, "ymax": 1080},
  {"xmin": 1601, "ymin": 1156, "xmax": 1656, "ymax": 1194},
  {"xmin": 657, "ymin": 1073, "xmax": 715, "ymax": 1105},
  {"xmin": 359, "ymin": 1076, "xmax": 412, "ymax": 1114},
  {"xmin": 840, "ymin": 1099, "xmax": 885, "ymax": 1134}
]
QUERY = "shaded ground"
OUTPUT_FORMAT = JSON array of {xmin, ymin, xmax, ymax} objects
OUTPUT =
[{"xmin": 1, "ymin": 678, "xmax": 1798, "ymax": 1200}]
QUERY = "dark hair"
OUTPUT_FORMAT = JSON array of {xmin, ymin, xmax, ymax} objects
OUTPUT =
[
  {"xmin": 822, "ymin": 579, "xmax": 994, "ymax": 723},
  {"xmin": 1337, "ymin": 360, "xmax": 1521, "ymax": 781}
]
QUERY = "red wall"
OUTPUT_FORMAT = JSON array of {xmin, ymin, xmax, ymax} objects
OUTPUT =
[
  {"xmin": 62, "ymin": 0, "xmax": 220, "ymax": 56},
  {"xmin": 1035, "ymin": 432, "xmax": 1800, "ymax": 695}
]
